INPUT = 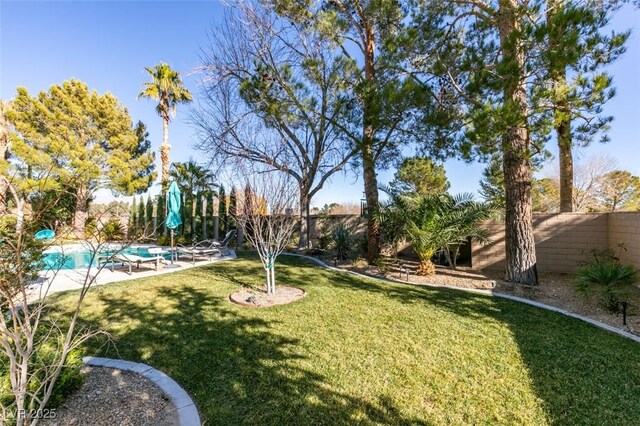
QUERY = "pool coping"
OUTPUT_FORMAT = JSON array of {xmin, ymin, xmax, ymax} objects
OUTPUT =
[
  {"xmin": 83, "ymin": 356, "xmax": 201, "ymax": 426},
  {"xmin": 283, "ymin": 253, "xmax": 640, "ymax": 344}
]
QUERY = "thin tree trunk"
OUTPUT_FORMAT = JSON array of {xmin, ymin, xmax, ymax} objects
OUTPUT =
[
  {"xmin": 72, "ymin": 183, "xmax": 89, "ymax": 237},
  {"xmin": 160, "ymin": 118, "xmax": 170, "ymax": 191},
  {"xmin": 548, "ymin": 0, "xmax": 574, "ymax": 212},
  {"xmin": 298, "ymin": 191, "xmax": 310, "ymax": 250},
  {"xmin": 499, "ymin": 0, "xmax": 538, "ymax": 285},
  {"xmin": 362, "ymin": 22, "xmax": 380, "ymax": 263}
]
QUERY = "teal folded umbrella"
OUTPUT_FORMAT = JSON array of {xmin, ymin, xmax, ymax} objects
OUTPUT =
[
  {"xmin": 165, "ymin": 181, "xmax": 182, "ymax": 266},
  {"xmin": 35, "ymin": 229, "xmax": 55, "ymax": 241},
  {"xmin": 166, "ymin": 181, "xmax": 183, "ymax": 230}
]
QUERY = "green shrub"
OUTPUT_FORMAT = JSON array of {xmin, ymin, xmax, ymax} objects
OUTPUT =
[
  {"xmin": 0, "ymin": 346, "xmax": 85, "ymax": 417},
  {"xmin": 100, "ymin": 218, "xmax": 125, "ymax": 241},
  {"xmin": 575, "ymin": 247, "xmax": 639, "ymax": 312},
  {"xmin": 330, "ymin": 224, "xmax": 360, "ymax": 261}
]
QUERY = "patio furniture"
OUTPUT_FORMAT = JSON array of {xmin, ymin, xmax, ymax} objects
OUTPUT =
[
  {"xmin": 111, "ymin": 253, "xmax": 166, "ymax": 274},
  {"xmin": 175, "ymin": 246, "xmax": 219, "ymax": 265},
  {"xmin": 199, "ymin": 230, "xmax": 237, "ymax": 255}
]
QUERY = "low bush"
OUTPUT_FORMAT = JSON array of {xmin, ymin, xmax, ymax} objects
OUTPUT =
[
  {"xmin": 330, "ymin": 224, "xmax": 360, "ymax": 261},
  {"xmin": 575, "ymin": 246, "xmax": 639, "ymax": 312},
  {"xmin": 100, "ymin": 218, "xmax": 125, "ymax": 241}
]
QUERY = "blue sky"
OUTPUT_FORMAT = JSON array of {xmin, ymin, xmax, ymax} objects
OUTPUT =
[{"xmin": 2, "ymin": 1, "xmax": 639, "ymax": 207}]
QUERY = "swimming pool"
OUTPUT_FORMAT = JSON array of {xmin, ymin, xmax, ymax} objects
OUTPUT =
[{"xmin": 41, "ymin": 245, "xmax": 170, "ymax": 270}]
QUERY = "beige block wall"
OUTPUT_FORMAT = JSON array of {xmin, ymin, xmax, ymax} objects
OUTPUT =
[
  {"xmin": 608, "ymin": 212, "xmax": 640, "ymax": 268},
  {"xmin": 472, "ymin": 213, "xmax": 611, "ymax": 273},
  {"xmin": 307, "ymin": 214, "xmax": 367, "ymax": 243},
  {"xmin": 308, "ymin": 212, "xmax": 640, "ymax": 273}
]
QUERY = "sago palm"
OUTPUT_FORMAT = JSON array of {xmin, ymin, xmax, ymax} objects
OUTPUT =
[{"xmin": 138, "ymin": 63, "xmax": 192, "ymax": 190}]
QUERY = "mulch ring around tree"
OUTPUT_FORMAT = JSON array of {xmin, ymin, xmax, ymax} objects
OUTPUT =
[{"xmin": 229, "ymin": 286, "xmax": 307, "ymax": 307}]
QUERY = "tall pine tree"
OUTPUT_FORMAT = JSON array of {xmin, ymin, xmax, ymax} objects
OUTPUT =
[{"xmin": 7, "ymin": 80, "xmax": 156, "ymax": 236}]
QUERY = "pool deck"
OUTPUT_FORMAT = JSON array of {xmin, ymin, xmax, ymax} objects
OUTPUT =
[{"xmin": 31, "ymin": 250, "xmax": 237, "ymax": 300}]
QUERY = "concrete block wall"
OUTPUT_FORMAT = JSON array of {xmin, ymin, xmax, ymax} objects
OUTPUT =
[
  {"xmin": 473, "ymin": 213, "xmax": 640, "ymax": 273},
  {"xmin": 608, "ymin": 212, "xmax": 640, "ymax": 268},
  {"xmin": 308, "ymin": 212, "xmax": 639, "ymax": 274}
]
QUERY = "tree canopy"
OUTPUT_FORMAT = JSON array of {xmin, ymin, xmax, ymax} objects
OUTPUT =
[{"xmin": 6, "ymin": 79, "xmax": 156, "ymax": 234}]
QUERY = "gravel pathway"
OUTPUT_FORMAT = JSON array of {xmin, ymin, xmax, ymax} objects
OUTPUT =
[
  {"xmin": 324, "ymin": 256, "xmax": 639, "ymax": 336},
  {"xmin": 42, "ymin": 366, "xmax": 179, "ymax": 426}
]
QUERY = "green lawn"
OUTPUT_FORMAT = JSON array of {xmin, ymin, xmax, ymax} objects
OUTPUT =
[{"xmin": 50, "ymin": 253, "xmax": 640, "ymax": 425}]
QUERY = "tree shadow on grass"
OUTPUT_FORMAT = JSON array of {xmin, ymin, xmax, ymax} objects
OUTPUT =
[
  {"xmin": 62, "ymin": 284, "xmax": 429, "ymax": 426},
  {"xmin": 275, "ymin": 255, "xmax": 640, "ymax": 425}
]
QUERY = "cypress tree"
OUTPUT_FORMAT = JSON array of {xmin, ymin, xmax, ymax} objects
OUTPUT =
[
  {"xmin": 206, "ymin": 191, "xmax": 215, "ymax": 238},
  {"xmin": 137, "ymin": 197, "xmax": 145, "ymax": 236},
  {"xmin": 228, "ymin": 186, "xmax": 238, "ymax": 231},
  {"xmin": 156, "ymin": 193, "xmax": 166, "ymax": 237},
  {"xmin": 146, "ymin": 195, "xmax": 154, "ymax": 235},
  {"xmin": 218, "ymin": 185, "xmax": 227, "ymax": 235},
  {"xmin": 129, "ymin": 196, "xmax": 137, "ymax": 238}
]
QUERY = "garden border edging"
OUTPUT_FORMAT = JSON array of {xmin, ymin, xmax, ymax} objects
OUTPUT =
[
  {"xmin": 283, "ymin": 253, "xmax": 640, "ymax": 344},
  {"xmin": 83, "ymin": 356, "xmax": 201, "ymax": 426}
]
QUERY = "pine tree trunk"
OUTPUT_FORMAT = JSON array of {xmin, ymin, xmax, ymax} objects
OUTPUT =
[
  {"xmin": 558, "ymin": 115, "xmax": 573, "ymax": 212},
  {"xmin": 160, "ymin": 118, "xmax": 170, "ymax": 191},
  {"xmin": 72, "ymin": 183, "xmax": 89, "ymax": 237},
  {"xmin": 547, "ymin": 0, "xmax": 574, "ymax": 213},
  {"xmin": 363, "ymin": 22, "xmax": 380, "ymax": 263},
  {"xmin": 499, "ymin": 0, "xmax": 538, "ymax": 285}
]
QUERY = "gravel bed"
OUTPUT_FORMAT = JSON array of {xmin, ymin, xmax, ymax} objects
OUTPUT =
[
  {"xmin": 324, "ymin": 256, "xmax": 639, "ymax": 336},
  {"xmin": 42, "ymin": 366, "xmax": 179, "ymax": 426}
]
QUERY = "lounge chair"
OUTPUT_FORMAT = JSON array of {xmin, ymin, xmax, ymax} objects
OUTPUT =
[
  {"xmin": 177, "ymin": 230, "xmax": 237, "ymax": 264},
  {"xmin": 201, "ymin": 230, "xmax": 237, "ymax": 255},
  {"xmin": 111, "ymin": 253, "xmax": 165, "ymax": 274},
  {"xmin": 175, "ymin": 246, "xmax": 219, "ymax": 265}
]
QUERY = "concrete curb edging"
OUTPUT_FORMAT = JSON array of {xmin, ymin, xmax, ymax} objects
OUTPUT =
[
  {"xmin": 83, "ymin": 356, "xmax": 201, "ymax": 426},
  {"xmin": 283, "ymin": 253, "xmax": 640, "ymax": 344}
]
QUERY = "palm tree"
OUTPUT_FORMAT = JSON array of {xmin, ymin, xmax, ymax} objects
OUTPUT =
[
  {"xmin": 169, "ymin": 161, "xmax": 217, "ymax": 240},
  {"xmin": 138, "ymin": 63, "xmax": 192, "ymax": 190},
  {"xmin": 377, "ymin": 191, "xmax": 495, "ymax": 275}
]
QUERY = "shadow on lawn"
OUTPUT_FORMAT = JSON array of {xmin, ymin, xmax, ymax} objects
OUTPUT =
[
  {"xmin": 70, "ymin": 283, "xmax": 429, "ymax": 426},
  {"xmin": 277, "ymin": 256, "xmax": 640, "ymax": 425}
]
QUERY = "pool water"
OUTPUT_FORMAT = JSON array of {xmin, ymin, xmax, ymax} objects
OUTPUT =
[{"xmin": 41, "ymin": 246, "xmax": 170, "ymax": 270}]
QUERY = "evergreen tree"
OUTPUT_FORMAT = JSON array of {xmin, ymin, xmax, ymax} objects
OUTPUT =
[
  {"xmin": 206, "ymin": 191, "xmax": 215, "ymax": 238},
  {"xmin": 218, "ymin": 185, "xmax": 227, "ymax": 236},
  {"xmin": 146, "ymin": 195, "xmax": 154, "ymax": 235},
  {"xmin": 389, "ymin": 157, "xmax": 450, "ymax": 196},
  {"xmin": 272, "ymin": 0, "xmax": 434, "ymax": 262},
  {"xmin": 228, "ymin": 186, "xmax": 237, "ymax": 231},
  {"xmin": 6, "ymin": 80, "xmax": 156, "ymax": 235},
  {"xmin": 129, "ymin": 196, "xmax": 137, "ymax": 238},
  {"xmin": 137, "ymin": 197, "xmax": 145, "ymax": 236},
  {"xmin": 156, "ymin": 193, "xmax": 166, "ymax": 237},
  {"xmin": 544, "ymin": 0, "xmax": 627, "ymax": 211},
  {"xmin": 479, "ymin": 154, "xmax": 506, "ymax": 210}
]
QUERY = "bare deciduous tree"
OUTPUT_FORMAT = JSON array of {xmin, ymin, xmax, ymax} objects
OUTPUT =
[
  {"xmin": 193, "ymin": 0, "xmax": 356, "ymax": 249},
  {"xmin": 0, "ymin": 174, "xmax": 159, "ymax": 425},
  {"xmin": 235, "ymin": 169, "xmax": 299, "ymax": 294}
]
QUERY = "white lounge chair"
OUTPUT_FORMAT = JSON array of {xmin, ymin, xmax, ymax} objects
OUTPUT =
[
  {"xmin": 112, "ymin": 253, "xmax": 165, "ymax": 274},
  {"xmin": 176, "ymin": 247, "xmax": 219, "ymax": 265}
]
